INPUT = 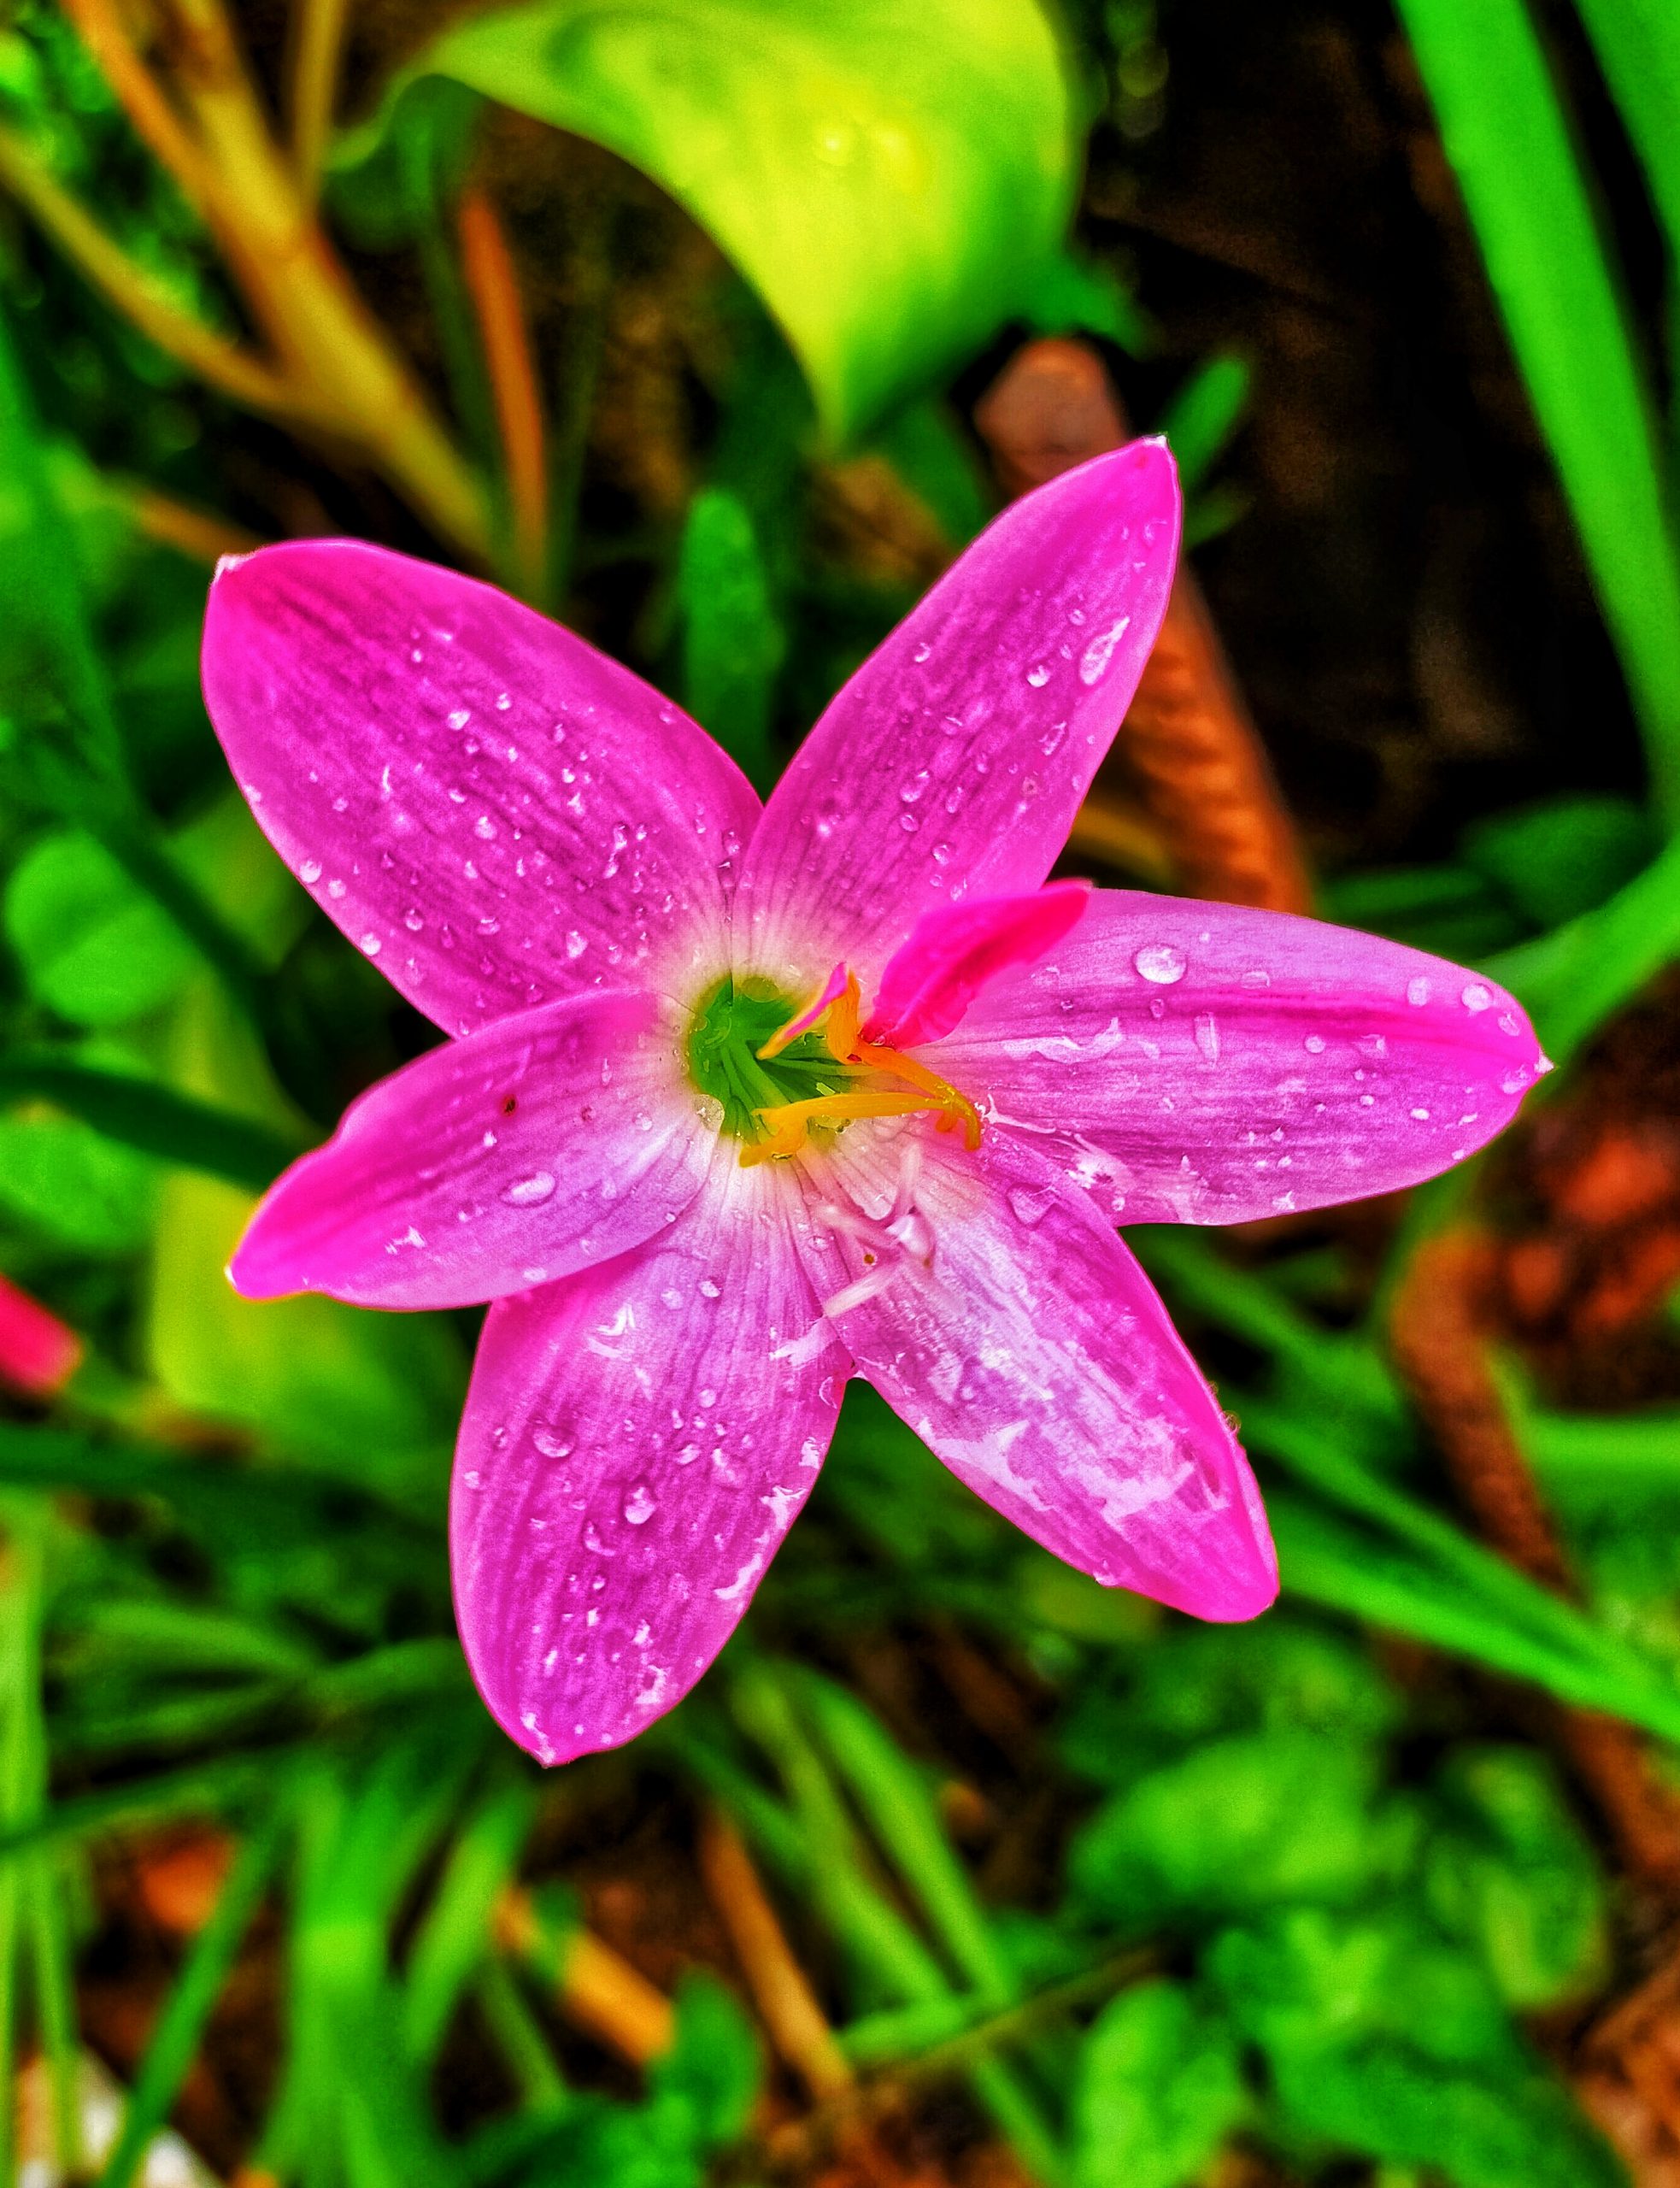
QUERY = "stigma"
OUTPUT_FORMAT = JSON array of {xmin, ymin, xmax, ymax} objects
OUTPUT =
[{"xmin": 742, "ymin": 965, "xmax": 982, "ymax": 1167}]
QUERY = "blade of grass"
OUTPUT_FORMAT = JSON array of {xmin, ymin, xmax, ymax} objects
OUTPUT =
[
  {"xmin": 1486, "ymin": 825, "xmax": 1680, "ymax": 1064},
  {"xmin": 796, "ymin": 1673, "xmax": 1016, "ymax": 2009},
  {"xmin": 405, "ymin": 1779, "xmax": 539, "ymax": 2062},
  {"xmin": 95, "ymin": 1810, "xmax": 284, "ymax": 2188},
  {"xmin": 0, "ymin": 1050, "xmax": 305, "ymax": 1186},
  {"xmin": 1395, "ymin": 0, "xmax": 1680, "ymax": 822},
  {"xmin": 1272, "ymin": 1491, "xmax": 1680, "ymax": 1739},
  {"xmin": 1571, "ymin": 0, "xmax": 1680, "ymax": 267}
]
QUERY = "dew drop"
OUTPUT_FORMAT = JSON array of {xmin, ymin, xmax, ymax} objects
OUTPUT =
[
  {"xmin": 299, "ymin": 858, "xmax": 322, "ymax": 885},
  {"xmin": 1460, "ymin": 983, "xmax": 1492, "ymax": 1014},
  {"xmin": 1007, "ymin": 1184, "xmax": 1054, "ymax": 1226},
  {"xmin": 1078, "ymin": 615, "xmax": 1131, "ymax": 685},
  {"xmin": 533, "ymin": 1426, "xmax": 573, "ymax": 1460},
  {"xmin": 1194, "ymin": 1013, "xmax": 1220, "ymax": 1062},
  {"xmin": 359, "ymin": 932, "xmax": 382, "ymax": 956},
  {"xmin": 623, "ymin": 1481, "xmax": 657, "ymax": 1525},
  {"xmin": 1303, "ymin": 1033, "xmax": 1325, "ymax": 1054},
  {"xmin": 502, "ymin": 1173, "xmax": 556, "ymax": 1207},
  {"xmin": 1134, "ymin": 943, "xmax": 1187, "ymax": 985},
  {"xmin": 1406, "ymin": 976, "xmax": 1431, "ymax": 1006},
  {"xmin": 1025, "ymin": 662, "xmax": 1050, "ymax": 687}
]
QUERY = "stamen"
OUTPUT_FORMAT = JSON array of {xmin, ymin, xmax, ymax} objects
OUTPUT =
[
  {"xmin": 731, "ymin": 968, "xmax": 980, "ymax": 1165},
  {"xmin": 758, "ymin": 964, "xmax": 860, "ymax": 1062},
  {"xmin": 740, "ymin": 1089, "xmax": 932, "ymax": 1167}
]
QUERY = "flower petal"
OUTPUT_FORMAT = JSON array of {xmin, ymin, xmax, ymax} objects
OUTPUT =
[
  {"xmin": 450, "ymin": 1154, "xmax": 844, "ymax": 1763},
  {"xmin": 927, "ymin": 891, "xmax": 1548, "ymax": 1224},
  {"xmin": 867, "ymin": 880, "xmax": 1091, "ymax": 1048},
  {"xmin": 231, "ymin": 991, "xmax": 714, "ymax": 1309},
  {"xmin": 792, "ymin": 1120, "xmax": 1277, "ymax": 1620},
  {"xmin": 203, "ymin": 542, "xmax": 759, "ymax": 1035},
  {"xmin": 735, "ymin": 442, "xmax": 1179, "ymax": 993}
]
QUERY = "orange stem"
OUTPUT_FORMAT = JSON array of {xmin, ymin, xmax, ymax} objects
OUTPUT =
[{"xmin": 458, "ymin": 187, "xmax": 550, "ymax": 598}]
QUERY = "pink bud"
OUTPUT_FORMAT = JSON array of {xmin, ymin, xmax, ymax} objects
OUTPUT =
[{"xmin": 0, "ymin": 1273, "xmax": 81, "ymax": 1397}]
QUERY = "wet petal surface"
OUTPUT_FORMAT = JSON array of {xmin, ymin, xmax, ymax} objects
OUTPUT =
[
  {"xmin": 927, "ymin": 891, "xmax": 1548, "ymax": 1224},
  {"xmin": 203, "ymin": 542, "xmax": 758, "ymax": 1035},
  {"xmin": 232, "ymin": 991, "xmax": 713, "ymax": 1309},
  {"xmin": 451, "ymin": 1154, "xmax": 844, "ymax": 1764},
  {"xmin": 791, "ymin": 1119, "xmax": 1277, "ymax": 1619},
  {"xmin": 734, "ymin": 443, "xmax": 1178, "ymax": 994}
]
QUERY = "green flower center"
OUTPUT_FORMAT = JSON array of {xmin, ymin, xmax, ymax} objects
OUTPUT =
[{"xmin": 685, "ymin": 976, "xmax": 853, "ymax": 1141}]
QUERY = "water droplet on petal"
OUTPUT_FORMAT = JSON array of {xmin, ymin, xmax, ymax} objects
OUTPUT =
[
  {"xmin": 502, "ymin": 1173, "xmax": 556, "ymax": 1207},
  {"xmin": 1025, "ymin": 662, "xmax": 1050, "ymax": 687},
  {"xmin": 359, "ymin": 932, "xmax": 382, "ymax": 956},
  {"xmin": 1407, "ymin": 976, "xmax": 1431, "ymax": 1006},
  {"xmin": 533, "ymin": 1426, "xmax": 572, "ymax": 1459},
  {"xmin": 1007, "ymin": 1185, "xmax": 1055, "ymax": 1226},
  {"xmin": 299, "ymin": 858, "xmax": 322, "ymax": 885},
  {"xmin": 623, "ymin": 1481, "xmax": 657, "ymax": 1525},
  {"xmin": 1134, "ymin": 943, "xmax": 1187, "ymax": 985},
  {"xmin": 1461, "ymin": 983, "xmax": 1492, "ymax": 1013},
  {"xmin": 1194, "ymin": 1013, "xmax": 1220, "ymax": 1062}
]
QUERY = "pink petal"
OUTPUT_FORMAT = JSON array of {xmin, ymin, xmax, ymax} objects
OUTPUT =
[
  {"xmin": 231, "ymin": 991, "xmax": 714, "ymax": 1309},
  {"xmin": 734, "ymin": 443, "xmax": 1180, "ymax": 996},
  {"xmin": 792, "ymin": 1120, "xmax": 1277, "ymax": 1620},
  {"xmin": 866, "ymin": 881, "xmax": 1091, "ymax": 1048},
  {"xmin": 927, "ymin": 891, "xmax": 1548, "ymax": 1224},
  {"xmin": 202, "ymin": 543, "xmax": 759, "ymax": 1036},
  {"xmin": 0, "ymin": 1273, "xmax": 81, "ymax": 1395},
  {"xmin": 450, "ymin": 1154, "xmax": 844, "ymax": 1764}
]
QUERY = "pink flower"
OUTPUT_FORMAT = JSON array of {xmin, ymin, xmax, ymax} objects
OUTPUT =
[
  {"xmin": 201, "ymin": 442, "xmax": 1544, "ymax": 1766},
  {"xmin": 0, "ymin": 1273, "xmax": 81, "ymax": 1397}
]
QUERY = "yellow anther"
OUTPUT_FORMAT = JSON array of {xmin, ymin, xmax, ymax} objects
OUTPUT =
[{"xmin": 757, "ymin": 966, "xmax": 861, "ymax": 1062}]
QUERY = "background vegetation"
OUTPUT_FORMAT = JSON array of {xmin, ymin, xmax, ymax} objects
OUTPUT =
[{"xmin": 0, "ymin": 0, "xmax": 1678, "ymax": 2182}]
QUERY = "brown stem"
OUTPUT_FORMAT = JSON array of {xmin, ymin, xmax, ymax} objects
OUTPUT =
[
  {"xmin": 125, "ymin": 481, "xmax": 262, "ymax": 562},
  {"xmin": 47, "ymin": 0, "xmax": 491, "ymax": 556},
  {"xmin": 0, "ymin": 125, "xmax": 301, "ymax": 415},
  {"xmin": 1390, "ymin": 1227, "xmax": 1680, "ymax": 1891},
  {"xmin": 973, "ymin": 337, "xmax": 1312, "ymax": 914},
  {"xmin": 458, "ymin": 187, "xmax": 549, "ymax": 598},
  {"xmin": 697, "ymin": 1806, "xmax": 854, "ymax": 2101},
  {"xmin": 59, "ymin": 0, "xmax": 217, "ymax": 217},
  {"xmin": 494, "ymin": 1887, "xmax": 674, "ymax": 2065},
  {"xmin": 284, "ymin": 0, "xmax": 350, "ymax": 203}
]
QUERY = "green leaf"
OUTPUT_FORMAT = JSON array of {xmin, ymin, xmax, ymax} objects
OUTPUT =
[
  {"xmin": 1066, "ymin": 1732, "xmax": 1387, "ymax": 1927},
  {"xmin": 1210, "ymin": 1908, "xmax": 1624, "ymax": 2188},
  {"xmin": 0, "ymin": 1110, "xmax": 156, "ymax": 1251},
  {"xmin": 676, "ymin": 487, "xmax": 785, "ymax": 791},
  {"xmin": 1487, "ymin": 826, "xmax": 1680, "ymax": 1066},
  {"xmin": 1060, "ymin": 1615, "xmax": 1401, "ymax": 1788},
  {"xmin": 0, "ymin": 1051, "xmax": 302, "ymax": 1191},
  {"xmin": 1422, "ymin": 1747, "xmax": 1607, "ymax": 2010},
  {"xmin": 5, "ymin": 830, "xmax": 196, "ymax": 1027},
  {"xmin": 1393, "ymin": 0, "xmax": 1680, "ymax": 822},
  {"xmin": 1070, "ymin": 1981, "xmax": 1245, "ymax": 2188},
  {"xmin": 1020, "ymin": 249, "xmax": 1150, "ymax": 354},
  {"xmin": 1571, "ymin": 0, "xmax": 1680, "ymax": 270},
  {"xmin": 338, "ymin": 0, "xmax": 1078, "ymax": 441},
  {"xmin": 649, "ymin": 1973, "xmax": 762, "ymax": 2149},
  {"xmin": 1461, "ymin": 795, "xmax": 1655, "ymax": 932},
  {"xmin": 1155, "ymin": 355, "xmax": 1251, "ymax": 494}
]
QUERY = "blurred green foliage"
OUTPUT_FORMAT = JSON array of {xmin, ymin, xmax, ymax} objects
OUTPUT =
[{"xmin": 0, "ymin": 0, "xmax": 1672, "ymax": 2181}]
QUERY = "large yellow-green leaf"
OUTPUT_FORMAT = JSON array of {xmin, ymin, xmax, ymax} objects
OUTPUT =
[{"xmin": 341, "ymin": 0, "xmax": 1077, "ymax": 441}]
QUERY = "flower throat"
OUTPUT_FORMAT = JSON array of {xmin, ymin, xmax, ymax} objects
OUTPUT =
[{"xmin": 685, "ymin": 970, "xmax": 980, "ymax": 1166}]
